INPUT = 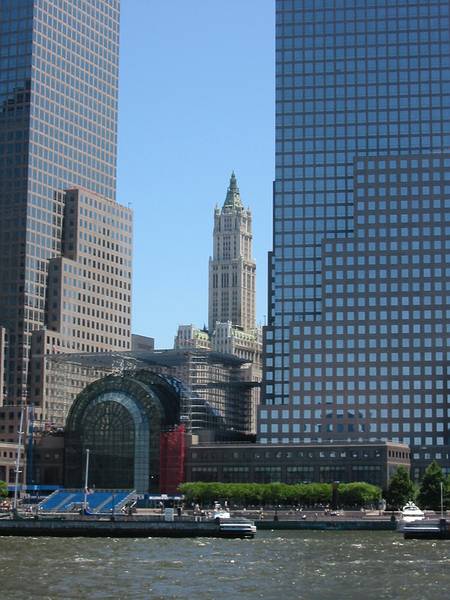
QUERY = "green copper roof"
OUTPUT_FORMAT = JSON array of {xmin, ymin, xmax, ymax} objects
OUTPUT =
[{"xmin": 223, "ymin": 171, "xmax": 243, "ymax": 210}]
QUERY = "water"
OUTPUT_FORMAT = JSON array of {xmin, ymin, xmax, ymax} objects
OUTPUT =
[{"xmin": 1, "ymin": 531, "xmax": 449, "ymax": 600}]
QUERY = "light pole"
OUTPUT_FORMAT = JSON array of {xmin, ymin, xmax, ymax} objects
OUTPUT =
[
  {"xmin": 83, "ymin": 449, "xmax": 90, "ymax": 511},
  {"xmin": 12, "ymin": 408, "xmax": 25, "ymax": 516}
]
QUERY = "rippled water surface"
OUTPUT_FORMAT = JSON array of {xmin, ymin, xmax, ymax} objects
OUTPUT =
[{"xmin": 1, "ymin": 531, "xmax": 449, "ymax": 600}]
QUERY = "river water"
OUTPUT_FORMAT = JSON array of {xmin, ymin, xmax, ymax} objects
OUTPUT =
[{"xmin": 1, "ymin": 531, "xmax": 449, "ymax": 600}]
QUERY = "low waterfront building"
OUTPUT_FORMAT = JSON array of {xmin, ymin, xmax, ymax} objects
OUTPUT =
[{"xmin": 185, "ymin": 441, "xmax": 410, "ymax": 490}]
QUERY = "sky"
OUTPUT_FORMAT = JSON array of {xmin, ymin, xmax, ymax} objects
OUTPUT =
[{"xmin": 117, "ymin": 0, "xmax": 275, "ymax": 349}]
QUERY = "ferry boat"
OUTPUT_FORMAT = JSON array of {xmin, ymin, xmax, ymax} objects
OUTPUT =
[
  {"xmin": 403, "ymin": 518, "xmax": 449, "ymax": 540},
  {"xmin": 217, "ymin": 518, "xmax": 257, "ymax": 538}
]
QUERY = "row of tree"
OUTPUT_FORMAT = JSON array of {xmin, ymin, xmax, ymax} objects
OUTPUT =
[
  {"xmin": 386, "ymin": 461, "xmax": 450, "ymax": 510},
  {"xmin": 1, "ymin": 461, "xmax": 448, "ymax": 511},
  {"xmin": 180, "ymin": 461, "xmax": 450, "ymax": 510},
  {"xmin": 179, "ymin": 481, "xmax": 381, "ymax": 508}
]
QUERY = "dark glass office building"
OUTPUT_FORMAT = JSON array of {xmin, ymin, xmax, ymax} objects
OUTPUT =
[
  {"xmin": 0, "ymin": 0, "xmax": 120, "ymax": 404},
  {"xmin": 261, "ymin": 0, "xmax": 450, "ymax": 477}
]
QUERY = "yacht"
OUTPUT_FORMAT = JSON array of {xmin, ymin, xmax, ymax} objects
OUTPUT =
[
  {"xmin": 401, "ymin": 501, "xmax": 425, "ymax": 522},
  {"xmin": 397, "ymin": 501, "xmax": 425, "ymax": 531}
]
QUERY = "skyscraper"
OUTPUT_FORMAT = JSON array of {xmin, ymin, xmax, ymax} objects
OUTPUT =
[
  {"xmin": 208, "ymin": 172, "xmax": 256, "ymax": 334},
  {"xmin": 0, "ymin": 1, "xmax": 129, "ymax": 417},
  {"xmin": 262, "ymin": 0, "xmax": 450, "ymax": 476},
  {"xmin": 175, "ymin": 173, "xmax": 262, "ymax": 432}
]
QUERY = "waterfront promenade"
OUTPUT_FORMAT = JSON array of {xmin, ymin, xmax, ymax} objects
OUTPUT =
[{"xmin": 134, "ymin": 507, "xmax": 400, "ymax": 530}]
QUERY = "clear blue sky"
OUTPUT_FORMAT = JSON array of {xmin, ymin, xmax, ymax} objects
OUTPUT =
[{"xmin": 117, "ymin": 0, "xmax": 275, "ymax": 348}]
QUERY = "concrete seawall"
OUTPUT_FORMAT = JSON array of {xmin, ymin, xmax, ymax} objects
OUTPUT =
[
  {"xmin": 0, "ymin": 518, "xmax": 248, "ymax": 538},
  {"xmin": 256, "ymin": 519, "xmax": 397, "ymax": 531},
  {"xmin": 0, "ymin": 516, "xmax": 398, "ymax": 536}
]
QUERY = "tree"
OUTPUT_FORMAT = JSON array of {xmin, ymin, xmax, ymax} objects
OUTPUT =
[
  {"xmin": 338, "ymin": 482, "xmax": 381, "ymax": 508},
  {"xmin": 417, "ymin": 461, "xmax": 447, "ymax": 511},
  {"xmin": 0, "ymin": 480, "xmax": 7, "ymax": 498},
  {"xmin": 385, "ymin": 466, "xmax": 415, "ymax": 510},
  {"xmin": 178, "ymin": 481, "xmax": 380, "ymax": 508}
]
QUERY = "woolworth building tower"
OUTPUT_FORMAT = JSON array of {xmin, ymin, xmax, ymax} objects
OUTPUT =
[{"xmin": 208, "ymin": 172, "xmax": 256, "ymax": 334}]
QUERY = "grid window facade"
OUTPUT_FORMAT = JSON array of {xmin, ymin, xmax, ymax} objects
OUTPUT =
[
  {"xmin": 0, "ymin": 1, "xmax": 122, "ymax": 406},
  {"xmin": 264, "ymin": 0, "xmax": 450, "ymax": 406},
  {"xmin": 261, "ymin": 0, "xmax": 450, "ymax": 476}
]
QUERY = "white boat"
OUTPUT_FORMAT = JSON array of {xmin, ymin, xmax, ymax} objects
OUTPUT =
[
  {"xmin": 211, "ymin": 502, "xmax": 256, "ymax": 537},
  {"xmin": 401, "ymin": 501, "xmax": 425, "ymax": 523},
  {"xmin": 212, "ymin": 502, "xmax": 230, "ymax": 520},
  {"xmin": 218, "ymin": 519, "xmax": 257, "ymax": 538},
  {"xmin": 398, "ymin": 501, "xmax": 425, "ymax": 531}
]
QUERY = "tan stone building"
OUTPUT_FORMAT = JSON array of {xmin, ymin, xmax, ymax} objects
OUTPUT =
[
  {"xmin": 174, "ymin": 325, "xmax": 211, "ymax": 351},
  {"xmin": 27, "ymin": 188, "xmax": 132, "ymax": 429},
  {"xmin": 175, "ymin": 173, "xmax": 262, "ymax": 433},
  {"xmin": 208, "ymin": 172, "xmax": 256, "ymax": 333},
  {"xmin": 0, "ymin": 441, "xmax": 25, "ymax": 488}
]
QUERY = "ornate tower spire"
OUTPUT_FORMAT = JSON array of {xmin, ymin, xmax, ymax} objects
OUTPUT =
[
  {"xmin": 223, "ymin": 171, "xmax": 243, "ymax": 211},
  {"xmin": 208, "ymin": 173, "xmax": 256, "ymax": 333}
]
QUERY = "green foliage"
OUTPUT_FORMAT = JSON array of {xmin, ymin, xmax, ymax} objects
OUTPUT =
[
  {"xmin": 0, "ymin": 480, "xmax": 7, "ymax": 498},
  {"xmin": 417, "ymin": 461, "xmax": 449, "ymax": 511},
  {"xmin": 337, "ymin": 482, "xmax": 381, "ymax": 507},
  {"xmin": 385, "ymin": 466, "xmax": 416, "ymax": 510},
  {"xmin": 178, "ymin": 481, "xmax": 381, "ymax": 508}
]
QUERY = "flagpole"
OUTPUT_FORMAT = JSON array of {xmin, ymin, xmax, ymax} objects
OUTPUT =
[
  {"xmin": 12, "ymin": 408, "xmax": 24, "ymax": 516},
  {"xmin": 83, "ymin": 448, "xmax": 90, "ymax": 511}
]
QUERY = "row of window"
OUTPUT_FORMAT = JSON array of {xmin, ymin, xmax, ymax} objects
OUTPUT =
[
  {"xmin": 258, "ymin": 436, "xmax": 443, "ymax": 447},
  {"xmin": 261, "ymin": 408, "xmax": 448, "ymax": 420},
  {"xmin": 261, "ymin": 422, "xmax": 446, "ymax": 435}
]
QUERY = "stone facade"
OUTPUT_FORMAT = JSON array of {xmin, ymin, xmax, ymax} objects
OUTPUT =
[
  {"xmin": 175, "ymin": 174, "xmax": 262, "ymax": 433},
  {"xmin": 208, "ymin": 172, "xmax": 256, "ymax": 333},
  {"xmin": 0, "ymin": 441, "xmax": 25, "ymax": 487},
  {"xmin": 28, "ymin": 188, "xmax": 132, "ymax": 428},
  {"xmin": 174, "ymin": 325, "xmax": 211, "ymax": 351}
]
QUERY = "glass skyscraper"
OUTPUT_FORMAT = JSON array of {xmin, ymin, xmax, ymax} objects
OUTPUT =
[
  {"xmin": 261, "ymin": 0, "xmax": 450, "ymax": 476},
  {"xmin": 0, "ymin": 0, "xmax": 121, "ymax": 405}
]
